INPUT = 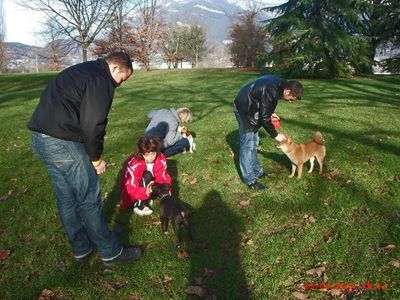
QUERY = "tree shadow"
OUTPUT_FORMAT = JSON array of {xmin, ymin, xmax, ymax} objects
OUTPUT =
[{"xmin": 188, "ymin": 190, "xmax": 249, "ymax": 299}]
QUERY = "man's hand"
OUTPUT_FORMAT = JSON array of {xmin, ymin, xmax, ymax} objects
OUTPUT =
[
  {"xmin": 93, "ymin": 160, "xmax": 107, "ymax": 175},
  {"xmin": 271, "ymin": 113, "xmax": 280, "ymax": 120},
  {"xmin": 275, "ymin": 133, "xmax": 287, "ymax": 142}
]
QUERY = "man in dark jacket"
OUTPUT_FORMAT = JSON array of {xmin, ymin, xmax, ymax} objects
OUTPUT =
[
  {"xmin": 29, "ymin": 52, "xmax": 142, "ymax": 266},
  {"xmin": 233, "ymin": 75, "xmax": 303, "ymax": 190}
]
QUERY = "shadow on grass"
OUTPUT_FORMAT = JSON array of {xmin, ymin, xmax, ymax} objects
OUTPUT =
[{"xmin": 188, "ymin": 190, "xmax": 249, "ymax": 299}]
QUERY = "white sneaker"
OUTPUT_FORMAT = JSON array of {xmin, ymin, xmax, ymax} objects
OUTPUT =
[{"xmin": 133, "ymin": 206, "xmax": 153, "ymax": 216}]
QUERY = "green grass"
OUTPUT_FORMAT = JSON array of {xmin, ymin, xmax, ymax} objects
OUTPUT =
[{"xmin": 0, "ymin": 69, "xmax": 399, "ymax": 299}]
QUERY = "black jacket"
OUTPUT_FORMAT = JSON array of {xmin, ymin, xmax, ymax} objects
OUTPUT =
[
  {"xmin": 234, "ymin": 75, "xmax": 286, "ymax": 138},
  {"xmin": 28, "ymin": 59, "xmax": 118, "ymax": 160}
]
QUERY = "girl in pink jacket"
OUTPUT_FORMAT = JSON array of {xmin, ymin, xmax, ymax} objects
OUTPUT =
[{"xmin": 120, "ymin": 136, "xmax": 172, "ymax": 215}]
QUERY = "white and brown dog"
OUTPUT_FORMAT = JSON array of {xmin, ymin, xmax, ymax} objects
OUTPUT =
[{"xmin": 178, "ymin": 126, "xmax": 196, "ymax": 153}]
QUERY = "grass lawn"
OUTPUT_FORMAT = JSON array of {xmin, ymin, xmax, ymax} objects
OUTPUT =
[{"xmin": 0, "ymin": 69, "xmax": 399, "ymax": 299}]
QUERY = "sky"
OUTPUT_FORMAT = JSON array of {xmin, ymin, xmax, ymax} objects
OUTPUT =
[
  {"xmin": 3, "ymin": 0, "xmax": 285, "ymax": 46},
  {"xmin": 4, "ymin": 0, "xmax": 46, "ymax": 46}
]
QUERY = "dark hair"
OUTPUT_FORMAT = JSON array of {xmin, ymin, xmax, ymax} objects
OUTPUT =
[
  {"xmin": 104, "ymin": 52, "xmax": 133, "ymax": 72},
  {"xmin": 285, "ymin": 80, "xmax": 303, "ymax": 100},
  {"xmin": 134, "ymin": 136, "xmax": 161, "ymax": 160}
]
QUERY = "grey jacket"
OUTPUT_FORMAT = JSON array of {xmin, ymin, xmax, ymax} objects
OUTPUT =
[{"xmin": 144, "ymin": 109, "xmax": 182, "ymax": 148}]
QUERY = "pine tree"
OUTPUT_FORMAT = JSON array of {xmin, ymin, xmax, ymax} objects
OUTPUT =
[{"xmin": 264, "ymin": 0, "xmax": 364, "ymax": 78}]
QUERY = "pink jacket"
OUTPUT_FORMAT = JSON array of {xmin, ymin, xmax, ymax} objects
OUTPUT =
[{"xmin": 120, "ymin": 152, "xmax": 171, "ymax": 210}]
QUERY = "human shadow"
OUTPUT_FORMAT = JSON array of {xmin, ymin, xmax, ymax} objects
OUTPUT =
[{"xmin": 188, "ymin": 190, "xmax": 249, "ymax": 299}]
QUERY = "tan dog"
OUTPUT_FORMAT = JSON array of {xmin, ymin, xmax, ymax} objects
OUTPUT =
[{"xmin": 276, "ymin": 132, "xmax": 326, "ymax": 178}]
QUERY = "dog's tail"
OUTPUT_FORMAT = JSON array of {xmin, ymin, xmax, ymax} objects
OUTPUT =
[{"xmin": 313, "ymin": 131, "xmax": 325, "ymax": 145}]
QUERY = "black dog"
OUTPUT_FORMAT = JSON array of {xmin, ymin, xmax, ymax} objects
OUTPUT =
[{"xmin": 151, "ymin": 183, "xmax": 192, "ymax": 248}]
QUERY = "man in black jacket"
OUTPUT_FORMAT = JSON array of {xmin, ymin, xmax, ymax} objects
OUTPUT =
[
  {"xmin": 233, "ymin": 75, "xmax": 303, "ymax": 190},
  {"xmin": 29, "ymin": 52, "xmax": 142, "ymax": 266}
]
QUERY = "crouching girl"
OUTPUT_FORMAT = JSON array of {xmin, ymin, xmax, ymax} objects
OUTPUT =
[{"xmin": 120, "ymin": 136, "xmax": 172, "ymax": 216}]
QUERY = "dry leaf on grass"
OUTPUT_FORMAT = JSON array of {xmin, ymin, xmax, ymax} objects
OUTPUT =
[
  {"xmin": 329, "ymin": 289, "xmax": 343, "ymax": 297},
  {"xmin": 177, "ymin": 251, "xmax": 190, "ymax": 259},
  {"xmin": 390, "ymin": 260, "xmax": 400, "ymax": 268},
  {"xmin": 323, "ymin": 168, "xmax": 340, "ymax": 180},
  {"xmin": 186, "ymin": 285, "xmax": 206, "ymax": 297},
  {"xmin": 306, "ymin": 266, "xmax": 326, "ymax": 277},
  {"xmin": 0, "ymin": 190, "xmax": 12, "ymax": 202},
  {"xmin": 384, "ymin": 244, "xmax": 396, "ymax": 250},
  {"xmin": 39, "ymin": 289, "xmax": 54, "ymax": 298},
  {"xmin": 239, "ymin": 199, "xmax": 250, "ymax": 207},
  {"xmin": 303, "ymin": 214, "xmax": 316, "ymax": 223},
  {"xmin": 0, "ymin": 249, "xmax": 11, "ymax": 261},
  {"xmin": 246, "ymin": 239, "xmax": 254, "ymax": 246},
  {"xmin": 163, "ymin": 275, "xmax": 173, "ymax": 285},
  {"xmin": 293, "ymin": 291, "xmax": 308, "ymax": 299}
]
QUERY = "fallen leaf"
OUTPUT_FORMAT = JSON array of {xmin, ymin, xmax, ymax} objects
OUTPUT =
[
  {"xmin": 384, "ymin": 244, "xmax": 396, "ymax": 250},
  {"xmin": 163, "ymin": 275, "xmax": 173, "ymax": 285},
  {"xmin": 239, "ymin": 199, "xmax": 250, "ymax": 207},
  {"xmin": 186, "ymin": 285, "xmax": 206, "ymax": 297},
  {"xmin": 329, "ymin": 289, "xmax": 342, "ymax": 297},
  {"xmin": 0, "ymin": 190, "xmax": 12, "ymax": 202},
  {"xmin": 127, "ymin": 295, "xmax": 141, "ymax": 300},
  {"xmin": 177, "ymin": 251, "xmax": 190, "ymax": 259},
  {"xmin": 149, "ymin": 219, "xmax": 162, "ymax": 226},
  {"xmin": 293, "ymin": 291, "xmax": 308, "ymax": 299},
  {"xmin": 303, "ymin": 214, "xmax": 316, "ymax": 223},
  {"xmin": 323, "ymin": 168, "xmax": 340, "ymax": 179},
  {"xmin": 306, "ymin": 266, "xmax": 325, "ymax": 277},
  {"xmin": 190, "ymin": 178, "xmax": 198, "ymax": 185},
  {"xmin": 346, "ymin": 179, "xmax": 352, "ymax": 184},
  {"xmin": 40, "ymin": 289, "xmax": 54, "ymax": 298},
  {"xmin": 267, "ymin": 172, "xmax": 276, "ymax": 178},
  {"xmin": 390, "ymin": 260, "xmax": 400, "ymax": 268},
  {"xmin": 0, "ymin": 249, "xmax": 11, "ymax": 261},
  {"xmin": 246, "ymin": 239, "xmax": 254, "ymax": 246}
]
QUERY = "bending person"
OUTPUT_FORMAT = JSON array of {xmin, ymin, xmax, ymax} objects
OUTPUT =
[{"xmin": 144, "ymin": 107, "xmax": 193, "ymax": 157}]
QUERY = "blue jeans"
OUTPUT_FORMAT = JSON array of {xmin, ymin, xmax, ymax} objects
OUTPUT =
[
  {"xmin": 31, "ymin": 131, "xmax": 122, "ymax": 261},
  {"xmin": 233, "ymin": 108, "xmax": 264, "ymax": 185},
  {"xmin": 163, "ymin": 138, "xmax": 190, "ymax": 157}
]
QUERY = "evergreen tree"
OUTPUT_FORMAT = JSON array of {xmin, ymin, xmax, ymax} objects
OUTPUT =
[{"xmin": 264, "ymin": 0, "xmax": 364, "ymax": 78}]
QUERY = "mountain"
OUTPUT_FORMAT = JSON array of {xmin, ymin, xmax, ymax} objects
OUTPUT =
[{"xmin": 163, "ymin": 0, "xmax": 244, "ymax": 43}]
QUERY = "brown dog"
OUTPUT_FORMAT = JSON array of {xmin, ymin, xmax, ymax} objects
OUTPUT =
[
  {"xmin": 151, "ymin": 183, "xmax": 192, "ymax": 248},
  {"xmin": 179, "ymin": 126, "xmax": 196, "ymax": 153},
  {"xmin": 276, "ymin": 132, "xmax": 326, "ymax": 178}
]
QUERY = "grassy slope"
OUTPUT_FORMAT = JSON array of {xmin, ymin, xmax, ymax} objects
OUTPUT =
[{"xmin": 0, "ymin": 69, "xmax": 399, "ymax": 299}]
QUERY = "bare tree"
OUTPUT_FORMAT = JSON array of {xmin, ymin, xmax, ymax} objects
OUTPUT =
[
  {"xmin": 162, "ymin": 24, "xmax": 185, "ymax": 68},
  {"xmin": 132, "ymin": 0, "xmax": 165, "ymax": 70},
  {"xmin": 92, "ymin": 0, "xmax": 140, "ymax": 57},
  {"xmin": 18, "ymin": 0, "xmax": 124, "ymax": 62},
  {"xmin": 39, "ymin": 18, "xmax": 76, "ymax": 71},
  {"xmin": 0, "ymin": 0, "xmax": 7, "ymax": 73},
  {"xmin": 182, "ymin": 24, "xmax": 207, "ymax": 68}
]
